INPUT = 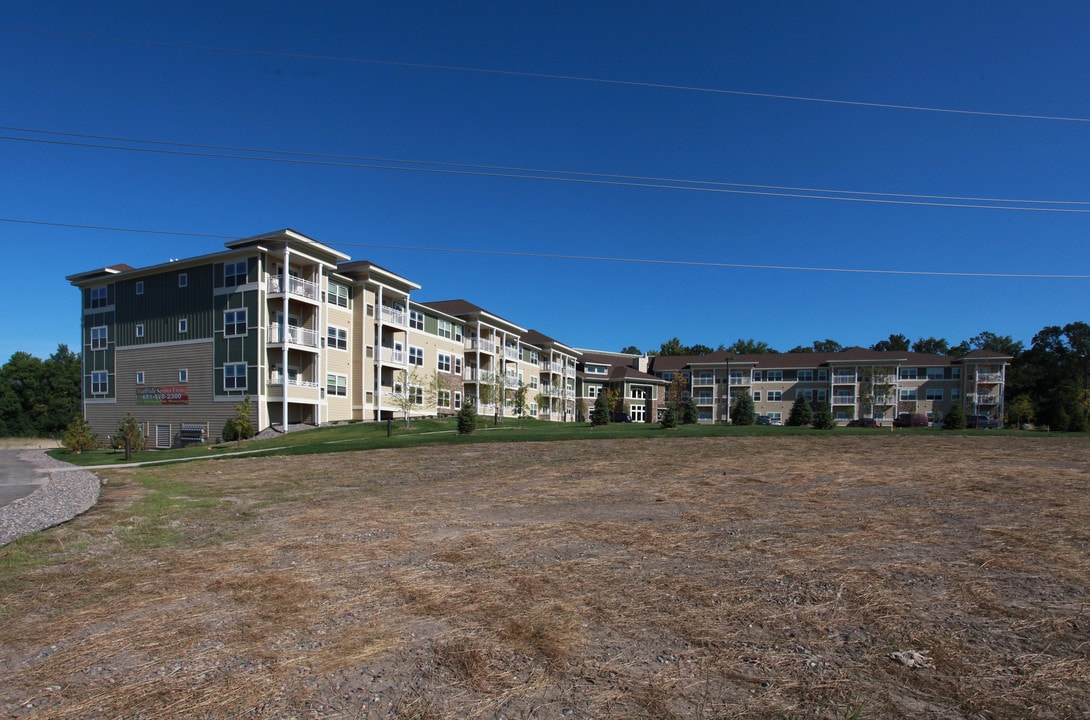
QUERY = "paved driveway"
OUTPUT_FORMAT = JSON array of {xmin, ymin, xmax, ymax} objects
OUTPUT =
[{"xmin": 0, "ymin": 451, "xmax": 51, "ymax": 507}]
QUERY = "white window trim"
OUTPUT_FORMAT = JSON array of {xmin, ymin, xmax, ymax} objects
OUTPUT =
[
  {"xmin": 179, "ymin": 318, "xmax": 188, "ymax": 334},
  {"xmin": 90, "ymin": 325, "xmax": 108, "ymax": 350},
  {"xmin": 224, "ymin": 309, "xmax": 247, "ymax": 338},
  {"xmin": 327, "ymin": 325, "xmax": 348, "ymax": 351},
  {"xmin": 179, "ymin": 369, "xmax": 188, "ymax": 383},
  {"xmin": 408, "ymin": 346, "xmax": 424, "ymax": 367},
  {"xmin": 178, "ymin": 272, "xmax": 188, "ymax": 288},
  {"xmin": 224, "ymin": 362, "xmax": 247, "ymax": 390}
]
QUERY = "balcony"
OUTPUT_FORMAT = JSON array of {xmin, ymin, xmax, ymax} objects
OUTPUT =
[
  {"xmin": 380, "ymin": 305, "xmax": 406, "ymax": 327},
  {"xmin": 380, "ymin": 346, "xmax": 405, "ymax": 364},
  {"xmin": 268, "ymin": 323, "xmax": 320, "ymax": 349},
  {"xmin": 975, "ymin": 394, "xmax": 1000, "ymax": 404},
  {"xmin": 504, "ymin": 346, "xmax": 520, "ymax": 361},
  {"xmin": 692, "ymin": 376, "xmax": 715, "ymax": 387},
  {"xmin": 505, "ymin": 374, "xmax": 520, "ymax": 388},
  {"xmin": 540, "ymin": 360, "xmax": 564, "ymax": 374},
  {"xmin": 871, "ymin": 374, "xmax": 896, "ymax": 385},
  {"xmin": 695, "ymin": 395, "xmax": 715, "ymax": 406},
  {"xmin": 832, "ymin": 395, "xmax": 856, "ymax": 405},
  {"xmin": 269, "ymin": 274, "xmax": 320, "ymax": 302},
  {"xmin": 832, "ymin": 375, "xmax": 857, "ymax": 385},
  {"xmin": 729, "ymin": 377, "xmax": 748, "ymax": 386},
  {"xmin": 976, "ymin": 372, "xmax": 1003, "ymax": 383},
  {"xmin": 465, "ymin": 337, "xmax": 496, "ymax": 354}
]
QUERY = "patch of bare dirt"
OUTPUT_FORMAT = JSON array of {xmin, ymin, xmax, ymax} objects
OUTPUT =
[{"xmin": 1, "ymin": 435, "xmax": 1088, "ymax": 719}]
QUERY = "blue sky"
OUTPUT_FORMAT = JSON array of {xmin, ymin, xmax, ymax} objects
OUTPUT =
[{"xmin": 3, "ymin": 1, "xmax": 1088, "ymax": 362}]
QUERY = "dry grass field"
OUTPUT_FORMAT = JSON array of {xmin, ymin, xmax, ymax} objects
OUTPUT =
[{"xmin": 1, "ymin": 434, "xmax": 1088, "ymax": 719}]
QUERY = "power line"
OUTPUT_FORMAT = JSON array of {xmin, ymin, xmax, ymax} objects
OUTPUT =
[
  {"xmin": 4, "ymin": 129, "xmax": 1089, "ymax": 213},
  {"xmin": 4, "ymin": 26, "xmax": 1090, "ymax": 124},
  {"xmin": 5, "ymin": 217, "xmax": 1088, "ymax": 279}
]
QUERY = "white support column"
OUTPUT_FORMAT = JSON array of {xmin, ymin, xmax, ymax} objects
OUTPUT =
[{"xmin": 282, "ymin": 247, "xmax": 290, "ymax": 430}]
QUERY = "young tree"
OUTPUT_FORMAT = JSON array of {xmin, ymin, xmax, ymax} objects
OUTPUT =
[
  {"xmin": 224, "ymin": 394, "xmax": 256, "ymax": 443},
  {"xmin": 680, "ymin": 397, "xmax": 698, "ymax": 424},
  {"xmin": 457, "ymin": 398, "xmax": 477, "ymax": 434},
  {"xmin": 423, "ymin": 370, "xmax": 450, "ymax": 414},
  {"xmin": 590, "ymin": 392, "xmax": 610, "ymax": 426},
  {"xmin": 943, "ymin": 403, "xmax": 966, "ymax": 430},
  {"xmin": 730, "ymin": 390, "xmax": 756, "ymax": 425},
  {"xmin": 1007, "ymin": 394, "xmax": 1034, "ymax": 429},
  {"xmin": 392, "ymin": 369, "xmax": 423, "ymax": 428},
  {"xmin": 811, "ymin": 401, "xmax": 835, "ymax": 430},
  {"xmin": 786, "ymin": 393, "xmax": 813, "ymax": 426},
  {"xmin": 62, "ymin": 415, "xmax": 97, "ymax": 454},
  {"xmin": 113, "ymin": 413, "xmax": 147, "ymax": 452},
  {"xmin": 513, "ymin": 382, "xmax": 529, "ymax": 427},
  {"xmin": 660, "ymin": 403, "xmax": 677, "ymax": 428}
]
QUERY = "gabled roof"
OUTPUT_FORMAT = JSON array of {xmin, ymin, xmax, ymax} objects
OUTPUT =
[
  {"xmin": 422, "ymin": 300, "xmax": 527, "ymax": 334},
  {"xmin": 65, "ymin": 264, "xmax": 135, "ymax": 284},
  {"xmin": 522, "ymin": 330, "xmax": 581, "ymax": 357},
  {"xmin": 227, "ymin": 228, "xmax": 351, "ymax": 266}
]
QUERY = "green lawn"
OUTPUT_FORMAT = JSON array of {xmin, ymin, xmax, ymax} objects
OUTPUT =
[{"xmin": 44, "ymin": 417, "xmax": 1046, "ymax": 468}]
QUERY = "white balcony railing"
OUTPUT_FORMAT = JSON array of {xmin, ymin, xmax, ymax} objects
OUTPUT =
[
  {"xmin": 380, "ymin": 305, "xmax": 406, "ymax": 327},
  {"xmin": 729, "ymin": 377, "xmax": 748, "ymax": 385},
  {"xmin": 832, "ymin": 375, "xmax": 856, "ymax": 384},
  {"xmin": 380, "ymin": 346, "xmax": 405, "ymax": 364},
  {"xmin": 269, "ymin": 323, "xmax": 320, "ymax": 348},
  {"xmin": 695, "ymin": 395, "xmax": 715, "ymax": 406},
  {"xmin": 540, "ymin": 361, "xmax": 564, "ymax": 374},
  {"xmin": 976, "ymin": 373, "xmax": 1003, "ymax": 383},
  {"xmin": 504, "ymin": 346, "xmax": 520, "ymax": 361},
  {"xmin": 269, "ymin": 274, "xmax": 321, "ymax": 301},
  {"xmin": 975, "ymin": 394, "xmax": 1000, "ymax": 404},
  {"xmin": 268, "ymin": 375, "xmax": 320, "ymax": 389},
  {"xmin": 505, "ymin": 375, "xmax": 520, "ymax": 388},
  {"xmin": 465, "ymin": 337, "xmax": 496, "ymax": 354},
  {"xmin": 832, "ymin": 395, "xmax": 856, "ymax": 404}
]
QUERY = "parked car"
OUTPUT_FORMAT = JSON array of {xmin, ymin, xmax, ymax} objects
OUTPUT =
[
  {"xmin": 894, "ymin": 413, "xmax": 930, "ymax": 428},
  {"xmin": 847, "ymin": 417, "xmax": 879, "ymax": 428},
  {"xmin": 756, "ymin": 415, "xmax": 772, "ymax": 425},
  {"xmin": 966, "ymin": 414, "xmax": 1000, "ymax": 429}
]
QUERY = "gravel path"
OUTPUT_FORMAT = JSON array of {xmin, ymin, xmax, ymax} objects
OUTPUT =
[{"xmin": 0, "ymin": 451, "xmax": 101, "ymax": 546}]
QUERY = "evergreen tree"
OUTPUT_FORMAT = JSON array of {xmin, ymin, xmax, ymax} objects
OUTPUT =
[
  {"xmin": 811, "ymin": 401, "xmax": 835, "ymax": 430},
  {"xmin": 457, "ymin": 399, "xmax": 477, "ymax": 434},
  {"xmin": 62, "ymin": 415, "xmax": 97, "ymax": 454},
  {"xmin": 943, "ymin": 403, "xmax": 966, "ymax": 430},
  {"xmin": 787, "ymin": 393, "xmax": 813, "ymax": 426},
  {"xmin": 660, "ymin": 403, "xmax": 677, "ymax": 428},
  {"xmin": 680, "ymin": 398, "xmax": 698, "ymax": 424},
  {"xmin": 590, "ymin": 392, "xmax": 610, "ymax": 426},
  {"xmin": 113, "ymin": 413, "xmax": 147, "ymax": 451},
  {"xmin": 731, "ymin": 390, "xmax": 756, "ymax": 425}
]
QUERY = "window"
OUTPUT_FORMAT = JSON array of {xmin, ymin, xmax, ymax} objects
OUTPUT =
[
  {"xmin": 797, "ymin": 370, "xmax": 813, "ymax": 382},
  {"xmin": 454, "ymin": 391, "xmax": 462, "ymax": 409},
  {"xmin": 224, "ymin": 309, "xmax": 247, "ymax": 337},
  {"xmin": 753, "ymin": 391, "xmax": 762, "ymax": 402},
  {"xmin": 409, "ymin": 386, "xmax": 423, "ymax": 404},
  {"xmin": 817, "ymin": 370, "xmax": 828, "ymax": 381},
  {"xmin": 587, "ymin": 364, "xmax": 608, "ymax": 375},
  {"xmin": 135, "ymin": 281, "xmax": 144, "ymax": 295},
  {"xmin": 437, "ymin": 319, "xmax": 453, "ymax": 339},
  {"xmin": 952, "ymin": 389, "xmax": 961, "ymax": 400},
  {"xmin": 587, "ymin": 385, "xmax": 601, "ymax": 398},
  {"xmin": 438, "ymin": 389, "xmax": 451, "ymax": 408},
  {"xmin": 178, "ymin": 318, "xmax": 188, "ymax": 334},
  {"xmin": 224, "ymin": 362, "xmax": 247, "ymax": 390},
  {"xmin": 661, "ymin": 371, "xmax": 673, "ymax": 381},
  {"xmin": 925, "ymin": 388, "xmax": 944, "ymax": 401},
  {"xmin": 767, "ymin": 370, "xmax": 783, "ymax": 382},
  {"xmin": 135, "ymin": 371, "xmax": 145, "ymax": 385},
  {"xmin": 136, "ymin": 323, "xmax": 144, "ymax": 338},
  {"xmin": 326, "ymin": 373, "xmax": 347, "ymax": 397},
  {"xmin": 409, "ymin": 346, "xmax": 424, "ymax": 366},
  {"xmin": 178, "ymin": 272, "xmax": 188, "ymax": 288},
  {"xmin": 530, "ymin": 376, "xmax": 539, "ymax": 389},
  {"xmin": 952, "ymin": 368, "xmax": 961, "ymax": 379},
  {"xmin": 179, "ymin": 369, "xmax": 188, "ymax": 383},
  {"xmin": 328, "ymin": 282, "xmax": 349, "ymax": 308},
  {"xmin": 437, "ymin": 352, "xmax": 452, "ymax": 373},
  {"xmin": 900, "ymin": 389, "xmax": 918, "ymax": 401},
  {"xmin": 90, "ymin": 326, "xmax": 108, "ymax": 350},
  {"xmin": 225, "ymin": 261, "xmax": 248, "ymax": 287},
  {"xmin": 800, "ymin": 389, "xmax": 814, "ymax": 401},
  {"xmin": 768, "ymin": 391, "xmax": 783, "ymax": 402},
  {"xmin": 410, "ymin": 310, "xmax": 424, "ymax": 330},
  {"xmin": 454, "ymin": 325, "xmax": 463, "ymax": 342},
  {"xmin": 90, "ymin": 287, "xmax": 108, "ymax": 308},
  {"xmin": 926, "ymin": 368, "xmax": 945, "ymax": 380},
  {"xmin": 454, "ymin": 356, "xmax": 462, "ymax": 374},
  {"xmin": 900, "ymin": 368, "xmax": 918, "ymax": 380},
  {"xmin": 752, "ymin": 371, "xmax": 762, "ymax": 381},
  {"xmin": 91, "ymin": 371, "xmax": 108, "ymax": 395},
  {"xmin": 767, "ymin": 412, "xmax": 782, "ymax": 423},
  {"xmin": 327, "ymin": 325, "xmax": 348, "ymax": 351},
  {"xmin": 816, "ymin": 389, "xmax": 828, "ymax": 401}
]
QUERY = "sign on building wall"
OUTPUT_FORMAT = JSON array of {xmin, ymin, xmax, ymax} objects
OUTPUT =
[{"xmin": 137, "ymin": 386, "xmax": 189, "ymax": 405}]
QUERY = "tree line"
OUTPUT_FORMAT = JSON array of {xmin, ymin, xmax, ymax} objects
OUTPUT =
[
  {"xmin": 0, "ymin": 345, "xmax": 82, "ymax": 437},
  {"xmin": 624, "ymin": 322, "xmax": 1090, "ymax": 431}
]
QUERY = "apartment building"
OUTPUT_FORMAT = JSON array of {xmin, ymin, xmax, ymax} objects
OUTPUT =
[
  {"xmin": 68, "ymin": 229, "xmax": 581, "ymax": 446},
  {"xmin": 68, "ymin": 229, "xmax": 1012, "ymax": 445},
  {"xmin": 646, "ymin": 348, "xmax": 1010, "ymax": 425}
]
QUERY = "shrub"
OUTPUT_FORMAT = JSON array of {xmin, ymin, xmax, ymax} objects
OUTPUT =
[
  {"xmin": 731, "ymin": 390, "xmax": 756, "ymax": 425},
  {"xmin": 62, "ymin": 415, "xmax": 98, "ymax": 454},
  {"xmin": 943, "ymin": 403, "xmax": 966, "ymax": 430},
  {"xmin": 590, "ymin": 393, "xmax": 610, "ymax": 426},
  {"xmin": 680, "ymin": 398, "xmax": 698, "ymax": 425},
  {"xmin": 787, "ymin": 394, "xmax": 813, "ymax": 426},
  {"xmin": 811, "ymin": 402, "xmax": 835, "ymax": 430},
  {"xmin": 660, "ymin": 404, "xmax": 677, "ymax": 429},
  {"xmin": 112, "ymin": 413, "xmax": 147, "ymax": 451}
]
